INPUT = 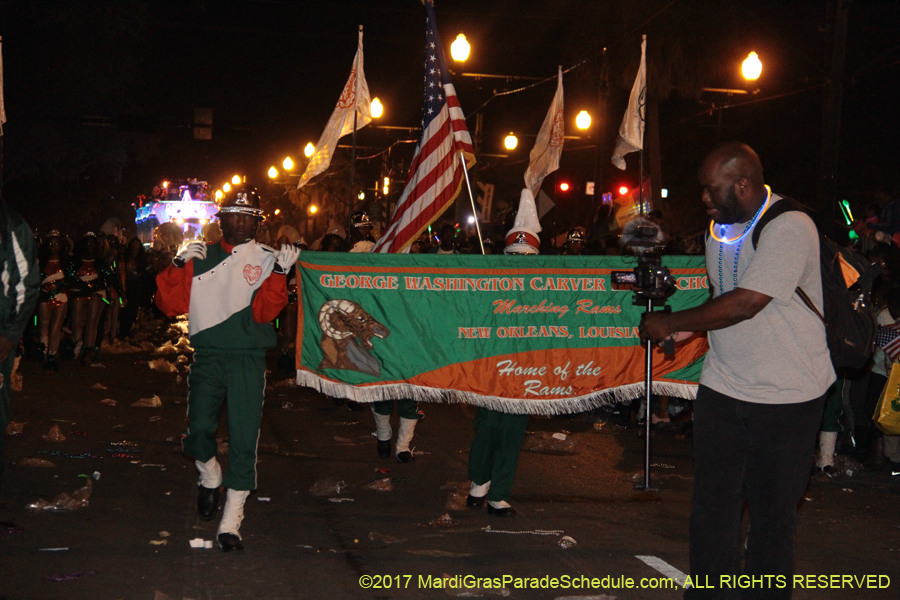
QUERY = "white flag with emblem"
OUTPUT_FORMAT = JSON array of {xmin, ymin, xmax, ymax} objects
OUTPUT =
[
  {"xmin": 611, "ymin": 36, "xmax": 646, "ymax": 170},
  {"xmin": 298, "ymin": 30, "xmax": 372, "ymax": 188},
  {"xmin": 524, "ymin": 67, "xmax": 564, "ymax": 197}
]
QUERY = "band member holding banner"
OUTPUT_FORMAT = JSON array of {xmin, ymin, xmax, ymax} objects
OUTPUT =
[
  {"xmin": 156, "ymin": 183, "xmax": 298, "ymax": 552},
  {"xmin": 348, "ymin": 210, "xmax": 377, "ymax": 253},
  {"xmin": 561, "ymin": 228, "xmax": 586, "ymax": 256},
  {"xmin": 467, "ymin": 189, "xmax": 541, "ymax": 517},
  {"xmin": 640, "ymin": 143, "xmax": 832, "ymax": 598},
  {"xmin": 349, "ymin": 209, "xmax": 425, "ymax": 461}
]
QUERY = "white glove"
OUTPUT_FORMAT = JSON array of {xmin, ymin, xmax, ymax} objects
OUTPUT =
[
  {"xmin": 273, "ymin": 244, "xmax": 300, "ymax": 275},
  {"xmin": 172, "ymin": 241, "xmax": 207, "ymax": 268}
]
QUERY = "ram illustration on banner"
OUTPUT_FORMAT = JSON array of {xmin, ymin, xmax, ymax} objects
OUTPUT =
[{"xmin": 295, "ymin": 253, "xmax": 709, "ymax": 415}]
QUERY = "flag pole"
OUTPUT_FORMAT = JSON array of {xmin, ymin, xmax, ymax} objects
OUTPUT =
[
  {"xmin": 348, "ymin": 25, "xmax": 362, "ymax": 222},
  {"xmin": 0, "ymin": 35, "xmax": 4, "ymax": 205},
  {"xmin": 639, "ymin": 34, "xmax": 646, "ymax": 218},
  {"xmin": 459, "ymin": 150, "xmax": 485, "ymax": 254}
]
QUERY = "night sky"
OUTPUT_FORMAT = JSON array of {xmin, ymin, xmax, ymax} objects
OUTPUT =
[{"xmin": 1, "ymin": 0, "xmax": 897, "ymax": 238}]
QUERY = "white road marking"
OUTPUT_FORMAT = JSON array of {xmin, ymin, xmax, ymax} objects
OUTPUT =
[{"xmin": 635, "ymin": 555, "xmax": 691, "ymax": 588}]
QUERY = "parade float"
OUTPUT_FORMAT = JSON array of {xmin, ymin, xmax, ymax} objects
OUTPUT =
[{"xmin": 134, "ymin": 179, "xmax": 218, "ymax": 246}]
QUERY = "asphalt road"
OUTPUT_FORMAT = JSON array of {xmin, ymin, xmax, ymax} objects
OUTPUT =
[{"xmin": 1, "ymin": 316, "xmax": 899, "ymax": 600}]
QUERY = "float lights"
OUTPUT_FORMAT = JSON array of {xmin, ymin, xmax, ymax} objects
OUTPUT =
[
  {"xmin": 358, "ymin": 191, "xmax": 365, "ymax": 201},
  {"xmin": 309, "ymin": 205, "xmax": 318, "ymax": 214},
  {"xmin": 274, "ymin": 209, "xmax": 281, "ymax": 216},
  {"xmin": 619, "ymin": 186, "xmax": 630, "ymax": 195},
  {"xmin": 559, "ymin": 182, "xmax": 570, "ymax": 192}
]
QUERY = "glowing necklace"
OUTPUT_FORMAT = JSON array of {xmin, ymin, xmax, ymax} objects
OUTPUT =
[
  {"xmin": 713, "ymin": 185, "xmax": 772, "ymax": 294},
  {"xmin": 708, "ymin": 185, "xmax": 772, "ymax": 244}
]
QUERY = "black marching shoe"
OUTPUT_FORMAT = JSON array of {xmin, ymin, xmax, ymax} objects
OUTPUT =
[
  {"xmin": 377, "ymin": 440, "xmax": 391, "ymax": 459},
  {"xmin": 466, "ymin": 494, "xmax": 485, "ymax": 510},
  {"xmin": 197, "ymin": 485, "xmax": 220, "ymax": 521},
  {"xmin": 43, "ymin": 355, "xmax": 59, "ymax": 372},
  {"xmin": 217, "ymin": 532, "xmax": 243, "ymax": 552},
  {"xmin": 396, "ymin": 451, "xmax": 414, "ymax": 463},
  {"xmin": 486, "ymin": 503, "xmax": 516, "ymax": 517}
]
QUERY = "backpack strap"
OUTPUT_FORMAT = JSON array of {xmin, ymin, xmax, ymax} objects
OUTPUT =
[
  {"xmin": 751, "ymin": 197, "xmax": 807, "ymax": 250},
  {"xmin": 796, "ymin": 286, "xmax": 826, "ymax": 325},
  {"xmin": 748, "ymin": 196, "xmax": 823, "ymax": 322}
]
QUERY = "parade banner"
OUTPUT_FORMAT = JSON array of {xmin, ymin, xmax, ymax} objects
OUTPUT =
[{"xmin": 295, "ymin": 253, "xmax": 709, "ymax": 414}]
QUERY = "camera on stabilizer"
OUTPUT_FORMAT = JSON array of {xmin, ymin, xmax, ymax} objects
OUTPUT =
[{"xmin": 610, "ymin": 218, "xmax": 676, "ymax": 303}]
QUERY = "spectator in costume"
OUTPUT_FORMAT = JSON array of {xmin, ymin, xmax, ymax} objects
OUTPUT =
[
  {"xmin": 37, "ymin": 231, "xmax": 78, "ymax": 371},
  {"xmin": 69, "ymin": 233, "xmax": 123, "ymax": 366}
]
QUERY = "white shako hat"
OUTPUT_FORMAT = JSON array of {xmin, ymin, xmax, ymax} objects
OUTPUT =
[{"xmin": 504, "ymin": 188, "xmax": 542, "ymax": 255}]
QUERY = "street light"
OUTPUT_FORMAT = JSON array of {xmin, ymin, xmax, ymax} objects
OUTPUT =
[
  {"xmin": 451, "ymin": 34, "xmax": 470, "ymax": 62},
  {"xmin": 231, "ymin": 175, "xmax": 242, "ymax": 185},
  {"xmin": 214, "ymin": 190, "xmax": 223, "ymax": 200},
  {"xmin": 742, "ymin": 52, "xmax": 762, "ymax": 81},
  {"xmin": 504, "ymin": 132, "xmax": 518, "ymax": 150},
  {"xmin": 304, "ymin": 142, "xmax": 315, "ymax": 157},
  {"xmin": 268, "ymin": 167, "xmax": 278, "ymax": 179},
  {"xmin": 575, "ymin": 110, "xmax": 592, "ymax": 130},
  {"xmin": 283, "ymin": 157, "xmax": 294, "ymax": 170},
  {"xmin": 371, "ymin": 97, "xmax": 384, "ymax": 118},
  {"xmin": 223, "ymin": 183, "xmax": 231, "ymax": 192},
  {"xmin": 309, "ymin": 205, "xmax": 318, "ymax": 214}
]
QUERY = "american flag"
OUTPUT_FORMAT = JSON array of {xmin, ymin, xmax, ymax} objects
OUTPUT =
[
  {"xmin": 372, "ymin": 0, "xmax": 475, "ymax": 253},
  {"xmin": 876, "ymin": 323, "xmax": 900, "ymax": 362}
]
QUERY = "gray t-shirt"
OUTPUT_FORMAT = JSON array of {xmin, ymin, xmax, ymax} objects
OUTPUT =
[{"xmin": 702, "ymin": 195, "xmax": 836, "ymax": 404}]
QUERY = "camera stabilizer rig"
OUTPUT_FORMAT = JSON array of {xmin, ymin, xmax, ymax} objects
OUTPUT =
[{"xmin": 611, "ymin": 220, "xmax": 677, "ymax": 493}]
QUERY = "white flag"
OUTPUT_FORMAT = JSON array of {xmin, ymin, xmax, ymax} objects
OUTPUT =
[
  {"xmin": 611, "ymin": 36, "xmax": 646, "ymax": 171},
  {"xmin": 0, "ymin": 38, "xmax": 7, "ymax": 133},
  {"xmin": 524, "ymin": 67, "xmax": 564, "ymax": 197},
  {"xmin": 297, "ymin": 30, "xmax": 371, "ymax": 188}
]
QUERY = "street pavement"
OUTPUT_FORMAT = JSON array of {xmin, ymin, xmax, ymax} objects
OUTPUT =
[{"xmin": 1, "ymin": 316, "xmax": 899, "ymax": 600}]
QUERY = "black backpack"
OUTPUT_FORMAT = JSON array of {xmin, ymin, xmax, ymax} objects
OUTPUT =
[{"xmin": 750, "ymin": 198, "xmax": 880, "ymax": 371}]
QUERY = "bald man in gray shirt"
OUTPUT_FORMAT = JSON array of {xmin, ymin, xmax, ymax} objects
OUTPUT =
[{"xmin": 641, "ymin": 142, "xmax": 834, "ymax": 600}]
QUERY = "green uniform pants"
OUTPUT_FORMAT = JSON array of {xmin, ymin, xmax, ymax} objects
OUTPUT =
[
  {"xmin": 184, "ymin": 350, "xmax": 266, "ymax": 491},
  {"xmin": 0, "ymin": 353, "xmax": 13, "ymax": 484},
  {"xmin": 468, "ymin": 408, "xmax": 529, "ymax": 502},
  {"xmin": 372, "ymin": 398, "xmax": 424, "ymax": 420}
]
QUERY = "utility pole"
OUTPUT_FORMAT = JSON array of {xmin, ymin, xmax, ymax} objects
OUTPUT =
[{"xmin": 819, "ymin": 0, "xmax": 849, "ymax": 215}]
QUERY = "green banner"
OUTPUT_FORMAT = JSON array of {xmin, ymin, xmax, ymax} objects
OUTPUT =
[{"xmin": 296, "ymin": 252, "xmax": 709, "ymax": 414}]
